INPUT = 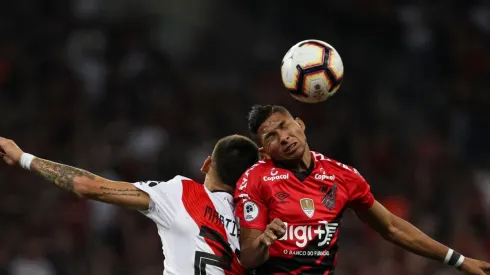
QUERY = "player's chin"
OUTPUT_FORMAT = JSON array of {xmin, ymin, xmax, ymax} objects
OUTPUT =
[{"xmin": 283, "ymin": 147, "xmax": 305, "ymax": 160}]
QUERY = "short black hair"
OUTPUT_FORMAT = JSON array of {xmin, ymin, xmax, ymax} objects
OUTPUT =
[
  {"xmin": 212, "ymin": 135, "xmax": 260, "ymax": 187},
  {"xmin": 247, "ymin": 104, "xmax": 291, "ymax": 143}
]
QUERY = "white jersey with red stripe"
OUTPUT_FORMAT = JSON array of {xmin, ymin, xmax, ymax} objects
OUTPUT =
[{"xmin": 133, "ymin": 175, "xmax": 243, "ymax": 275}]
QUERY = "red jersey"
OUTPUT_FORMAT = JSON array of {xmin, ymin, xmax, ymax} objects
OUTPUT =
[{"xmin": 234, "ymin": 151, "xmax": 374, "ymax": 275}]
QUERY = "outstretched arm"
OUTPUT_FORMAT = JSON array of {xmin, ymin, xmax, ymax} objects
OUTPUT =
[
  {"xmin": 0, "ymin": 137, "xmax": 150, "ymax": 210},
  {"xmin": 355, "ymin": 200, "xmax": 490, "ymax": 275}
]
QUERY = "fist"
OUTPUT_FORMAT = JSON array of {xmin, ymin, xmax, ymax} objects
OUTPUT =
[
  {"xmin": 260, "ymin": 218, "xmax": 286, "ymax": 247},
  {"xmin": 0, "ymin": 137, "xmax": 24, "ymax": 166}
]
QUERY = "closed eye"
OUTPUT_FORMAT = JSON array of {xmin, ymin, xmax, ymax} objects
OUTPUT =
[
  {"xmin": 279, "ymin": 121, "xmax": 288, "ymax": 129},
  {"xmin": 264, "ymin": 132, "xmax": 275, "ymax": 142}
]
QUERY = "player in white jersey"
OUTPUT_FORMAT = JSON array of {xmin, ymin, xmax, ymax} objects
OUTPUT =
[{"xmin": 0, "ymin": 135, "xmax": 260, "ymax": 275}]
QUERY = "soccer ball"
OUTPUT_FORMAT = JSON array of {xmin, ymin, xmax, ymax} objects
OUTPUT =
[{"xmin": 281, "ymin": 39, "xmax": 344, "ymax": 103}]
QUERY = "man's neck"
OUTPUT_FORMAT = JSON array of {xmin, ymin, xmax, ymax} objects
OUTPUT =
[{"xmin": 204, "ymin": 178, "xmax": 234, "ymax": 194}]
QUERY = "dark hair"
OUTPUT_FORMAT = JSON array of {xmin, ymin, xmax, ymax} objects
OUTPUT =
[
  {"xmin": 212, "ymin": 135, "xmax": 260, "ymax": 187},
  {"xmin": 247, "ymin": 104, "xmax": 291, "ymax": 143}
]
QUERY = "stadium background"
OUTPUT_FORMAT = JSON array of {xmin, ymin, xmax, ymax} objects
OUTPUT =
[{"xmin": 0, "ymin": 0, "xmax": 489, "ymax": 274}]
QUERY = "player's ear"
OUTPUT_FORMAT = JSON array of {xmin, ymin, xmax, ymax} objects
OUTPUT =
[
  {"xmin": 200, "ymin": 156, "xmax": 212, "ymax": 173},
  {"xmin": 295, "ymin": 117, "xmax": 306, "ymax": 132},
  {"xmin": 259, "ymin": 147, "xmax": 271, "ymax": 159}
]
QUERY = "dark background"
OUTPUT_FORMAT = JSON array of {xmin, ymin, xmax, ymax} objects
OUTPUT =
[{"xmin": 0, "ymin": 0, "xmax": 489, "ymax": 274}]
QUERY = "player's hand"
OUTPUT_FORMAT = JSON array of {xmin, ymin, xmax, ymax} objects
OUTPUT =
[
  {"xmin": 260, "ymin": 218, "xmax": 286, "ymax": 247},
  {"xmin": 459, "ymin": 258, "xmax": 490, "ymax": 275},
  {"xmin": 0, "ymin": 137, "xmax": 24, "ymax": 166}
]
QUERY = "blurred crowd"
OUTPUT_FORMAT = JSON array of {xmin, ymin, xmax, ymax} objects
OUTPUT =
[{"xmin": 0, "ymin": 0, "xmax": 489, "ymax": 274}]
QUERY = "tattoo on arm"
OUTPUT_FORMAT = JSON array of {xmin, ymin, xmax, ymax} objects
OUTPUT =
[
  {"xmin": 30, "ymin": 158, "xmax": 97, "ymax": 193},
  {"xmin": 99, "ymin": 186, "xmax": 142, "ymax": 197},
  {"xmin": 28, "ymin": 158, "xmax": 149, "ymax": 209}
]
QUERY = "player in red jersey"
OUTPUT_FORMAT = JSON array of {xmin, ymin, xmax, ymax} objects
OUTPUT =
[
  {"xmin": 0, "ymin": 135, "xmax": 260, "ymax": 275},
  {"xmin": 235, "ymin": 105, "xmax": 490, "ymax": 275}
]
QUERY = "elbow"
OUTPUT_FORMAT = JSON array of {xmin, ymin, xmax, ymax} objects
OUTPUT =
[
  {"xmin": 382, "ymin": 224, "xmax": 399, "ymax": 241},
  {"xmin": 379, "ymin": 214, "xmax": 400, "ymax": 241},
  {"xmin": 381, "ymin": 215, "xmax": 410, "ymax": 244}
]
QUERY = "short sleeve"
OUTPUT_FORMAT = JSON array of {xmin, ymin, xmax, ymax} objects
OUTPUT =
[
  {"xmin": 132, "ymin": 176, "xmax": 184, "ymax": 228},
  {"xmin": 234, "ymin": 172, "xmax": 268, "ymax": 231},
  {"xmin": 346, "ymin": 168, "xmax": 375, "ymax": 211}
]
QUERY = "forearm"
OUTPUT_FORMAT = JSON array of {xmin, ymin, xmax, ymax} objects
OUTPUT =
[
  {"xmin": 0, "ymin": 139, "xmax": 148, "ymax": 209},
  {"xmin": 358, "ymin": 201, "xmax": 466, "ymax": 268},
  {"xmin": 384, "ymin": 215, "xmax": 448, "ymax": 262},
  {"xmin": 30, "ymin": 157, "xmax": 104, "ymax": 195},
  {"xmin": 29, "ymin": 157, "xmax": 149, "ymax": 209},
  {"xmin": 241, "ymin": 237, "xmax": 270, "ymax": 269}
]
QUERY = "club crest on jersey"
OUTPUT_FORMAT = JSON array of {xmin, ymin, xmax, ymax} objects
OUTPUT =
[
  {"xmin": 300, "ymin": 198, "xmax": 315, "ymax": 218},
  {"xmin": 321, "ymin": 183, "xmax": 337, "ymax": 210},
  {"xmin": 244, "ymin": 201, "xmax": 259, "ymax": 221}
]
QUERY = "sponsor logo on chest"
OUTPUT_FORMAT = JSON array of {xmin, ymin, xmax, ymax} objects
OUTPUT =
[
  {"xmin": 314, "ymin": 168, "xmax": 336, "ymax": 181},
  {"xmin": 279, "ymin": 221, "xmax": 339, "ymax": 248},
  {"xmin": 263, "ymin": 168, "xmax": 289, "ymax": 182}
]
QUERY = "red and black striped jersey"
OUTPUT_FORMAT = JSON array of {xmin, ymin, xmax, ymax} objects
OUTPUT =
[{"xmin": 234, "ymin": 151, "xmax": 374, "ymax": 275}]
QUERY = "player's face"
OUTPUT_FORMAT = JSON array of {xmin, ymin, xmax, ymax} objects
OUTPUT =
[{"xmin": 258, "ymin": 112, "xmax": 307, "ymax": 161}]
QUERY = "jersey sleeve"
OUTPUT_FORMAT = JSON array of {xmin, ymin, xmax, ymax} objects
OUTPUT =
[
  {"xmin": 132, "ymin": 176, "xmax": 184, "ymax": 228},
  {"xmin": 234, "ymin": 168, "xmax": 269, "ymax": 231},
  {"xmin": 345, "ymin": 168, "xmax": 375, "ymax": 211}
]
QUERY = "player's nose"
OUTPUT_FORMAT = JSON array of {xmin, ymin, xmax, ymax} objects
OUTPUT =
[{"xmin": 279, "ymin": 134, "xmax": 290, "ymax": 145}]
